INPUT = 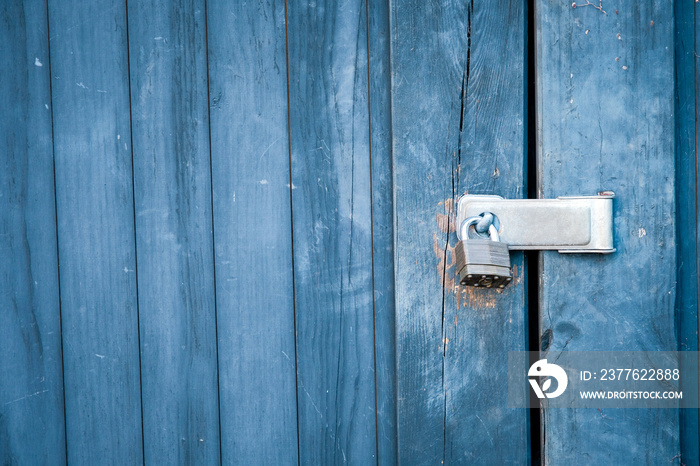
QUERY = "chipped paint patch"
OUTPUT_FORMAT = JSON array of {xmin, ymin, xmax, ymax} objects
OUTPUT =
[{"xmin": 432, "ymin": 198, "xmax": 501, "ymax": 310}]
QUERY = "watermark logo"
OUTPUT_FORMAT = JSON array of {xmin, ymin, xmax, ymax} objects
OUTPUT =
[
  {"xmin": 509, "ymin": 352, "xmax": 697, "ymax": 408},
  {"xmin": 528, "ymin": 359, "xmax": 568, "ymax": 399}
]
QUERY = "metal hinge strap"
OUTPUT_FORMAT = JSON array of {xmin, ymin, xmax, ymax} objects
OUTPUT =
[{"xmin": 456, "ymin": 193, "xmax": 615, "ymax": 253}]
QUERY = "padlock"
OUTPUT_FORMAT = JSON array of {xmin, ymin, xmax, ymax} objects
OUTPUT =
[{"xmin": 455, "ymin": 216, "xmax": 513, "ymax": 288}]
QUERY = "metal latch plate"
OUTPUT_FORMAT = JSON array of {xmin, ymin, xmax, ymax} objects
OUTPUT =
[{"xmin": 456, "ymin": 194, "xmax": 615, "ymax": 253}]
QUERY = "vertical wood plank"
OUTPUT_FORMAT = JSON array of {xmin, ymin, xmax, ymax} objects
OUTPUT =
[
  {"xmin": 536, "ymin": 1, "xmax": 679, "ymax": 463},
  {"xmin": 126, "ymin": 0, "xmax": 220, "ymax": 463},
  {"xmin": 690, "ymin": 5, "xmax": 700, "ymax": 463},
  {"xmin": 444, "ymin": 1, "xmax": 529, "ymax": 462},
  {"xmin": 287, "ymin": 0, "xmax": 378, "ymax": 463},
  {"xmin": 676, "ymin": 1, "xmax": 700, "ymax": 463},
  {"xmin": 390, "ymin": 0, "xmax": 528, "ymax": 463},
  {"xmin": 0, "ymin": 2, "xmax": 66, "ymax": 463},
  {"xmin": 48, "ymin": 0, "xmax": 143, "ymax": 462},
  {"xmin": 368, "ymin": 0, "xmax": 398, "ymax": 462},
  {"xmin": 206, "ymin": 1, "xmax": 299, "ymax": 463}
]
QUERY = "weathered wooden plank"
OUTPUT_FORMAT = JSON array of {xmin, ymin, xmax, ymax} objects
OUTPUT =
[
  {"xmin": 390, "ymin": 0, "xmax": 529, "ymax": 463},
  {"xmin": 206, "ymin": 1, "xmax": 299, "ymax": 463},
  {"xmin": 126, "ymin": 0, "xmax": 220, "ymax": 463},
  {"xmin": 287, "ymin": 0, "xmax": 378, "ymax": 463},
  {"xmin": 676, "ymin": 1, "xmax": 699, "ymax": 464},
  {"xmin": 536, "ymin": 1, "xmax": 679, "ymax": 463},
  {"xmin": 443, "ymin": 1, "xmax": 529, "ymax": 462},
  {"xmin": 368, "ymin": 0, "xmax": 398, "ymax": 462},
  {"xmin": 0, "ymin": 2, "xmax": 65, "ymax": 463},
  {"xmin": 47, "ymin": 0, "xmax": 143, "ymax": 462}
]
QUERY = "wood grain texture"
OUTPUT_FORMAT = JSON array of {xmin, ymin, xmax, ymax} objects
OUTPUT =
[
  {"xmin": 536, "ymin": 1, "xmax": 679, "ymax": 463},
  {"xmin": 676, "ymin": 1, "xmax": 700, "ymax": 464},
  {"xmin": 127, "ymin": 0, "xmax": 220, "ymax": 463},
  {"xmin": 287, "ymin": 0, "xmax": 378, "ymax": 463},
  {"xmin": 206, "ymin": 1, "xmax": 299, "ymax": 463},
  {"xmin": 390, "ymin": 0, "xmax": 528, "ymax": 463},
  {"xmin": 0, "ymin": 2, "xmax": 65, "ymax": 463},
  {"xmin": 368, "ymin": 0, "xmax": 398, "ymax": 462},
  {"xmin": 48, "ymin": 0, "xmax": 143, "ymax": 462}
]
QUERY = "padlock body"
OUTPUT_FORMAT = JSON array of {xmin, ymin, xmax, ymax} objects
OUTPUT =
[{"xmin": 455, "ymin": 239, "xmax": 512, "ymax": 288}]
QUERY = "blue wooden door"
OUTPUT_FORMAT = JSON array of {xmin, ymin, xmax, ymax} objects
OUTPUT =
[
  {"xmin": 534, "ymin": 1, "xmax": 686, "ymax": 464},
  {"xmin": 1, "ymin": 0, "xmax": 394, "ymax": 463},
  {"xmin": 392, "ymin": 0, "xmax": 699, "ymax": 463},
  {"xmin": 1, "ymin": 0, "xmax": 698, "ymax": 464},
  {"xmin": 390, "ymin": 0, "xmax": 530, "ymax": 463}
]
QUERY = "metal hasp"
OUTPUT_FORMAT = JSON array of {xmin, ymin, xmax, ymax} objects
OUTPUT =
[{"xmin": 456, "ymin": 193, "xmax": 615, "ymax": 253}]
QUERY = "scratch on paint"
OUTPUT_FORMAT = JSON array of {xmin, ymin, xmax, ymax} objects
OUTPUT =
[
  {"xmin": 3, "ymin": 389, "xmax": 49, "ymax": 406},
  {"xmin": 475, "ymin": 414, "xmax": 494, "ymax": 446},
  {"xmin": 258, "ymin": 136, "xmax": 284, "ymax": 162},
  {"xmin": 299, "ymin": 382, "xmax": 322, "ymax": 418}
]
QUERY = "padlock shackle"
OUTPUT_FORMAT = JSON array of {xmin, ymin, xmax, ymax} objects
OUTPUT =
[{"xmin": 460, "ymin": 216, "xmax": 500, "ymax": 242}]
